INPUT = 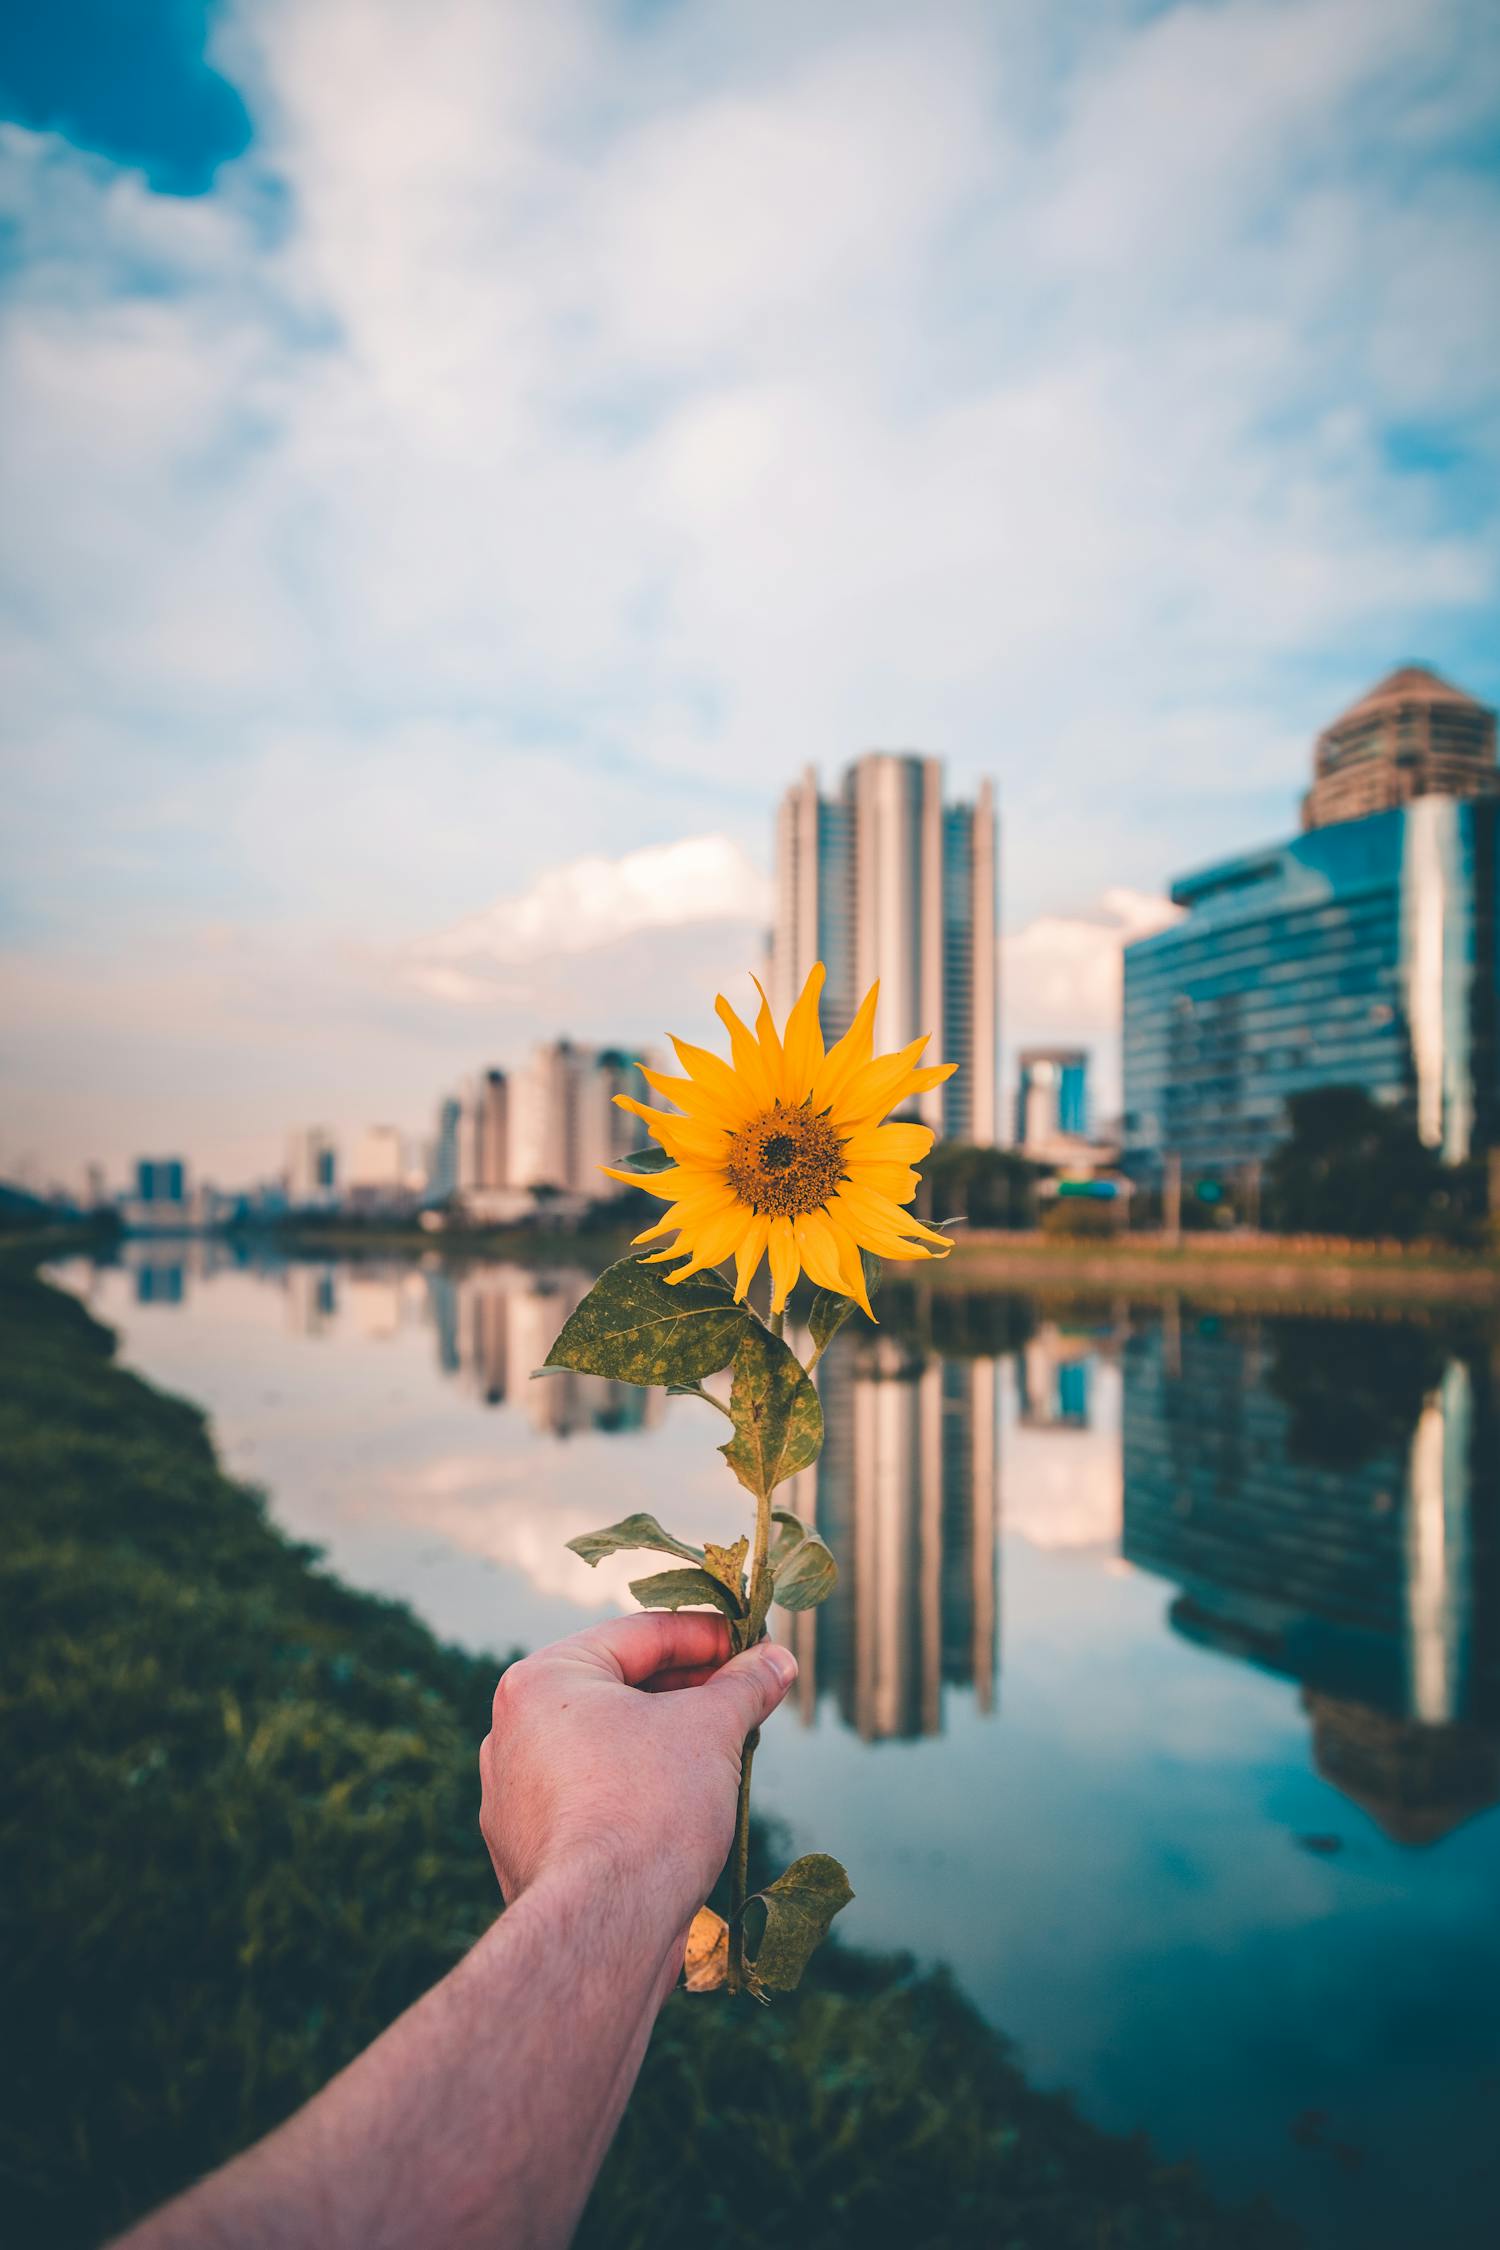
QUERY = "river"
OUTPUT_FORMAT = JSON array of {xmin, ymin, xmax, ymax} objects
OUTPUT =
[{"xmin": 51, "ymin": 1244, "xmax": 1500, "ymax": 2249}]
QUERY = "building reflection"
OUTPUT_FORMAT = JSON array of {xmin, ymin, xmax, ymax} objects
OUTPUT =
[
  {"xmin": 1123, "ymin": 1318, "xmax": 1500, "ymax": 1843},
  {"xmin": 778, "ymin": 1331, "xmax": 999, "ymax": 1741},
  {"xmin": 446, "ymin": 1266, "xmax": 664, "ymax": 1437}
]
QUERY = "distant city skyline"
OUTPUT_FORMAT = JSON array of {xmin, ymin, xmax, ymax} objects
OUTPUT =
[{"xmin": 4, "ymin": 2, "xmax": 1498, "ymax": 1181}]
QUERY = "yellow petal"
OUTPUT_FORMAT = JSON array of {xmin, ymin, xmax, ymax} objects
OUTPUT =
[
  {"xmin": 824, "ymin": 1215, "xmax": 876, "ymax": 1318},
  {"xmin": 601, "ymin": 1163, "xmax": 689, "ymax": 1200},
  {"xmin": 638, "ymin": 1065, "xmax": 732, "ymax": 1122},
  {"xmin": 714, "ymin": 995, "xmax": 775, "ymax": 1110},
  {"xmin": 766, "ymin": 1215, "xmax": 800, "ymax": 1314},
  {"xmin": 832, "ymin": 1059, "xmax": 958, "ymax": 1131},
  {"xmin": 780, "ymin": 962, "xmax": 826, "ymax": 1105},
  {"xmin": 832, "ymin": 1177, "xmax": 954, "ymax": 1249},
  {"xmin": 669, "ymin": 1037, "xmax": 763, "ymax": 1127},
  {"xmin": 794, "ymin": 1208, "xmax": 847, "ymax": 1293},
  {"xmin": 846, "ymin": 1160, "xmax": 921, "ymax": 1203},
  {"xmin": 826, "ymin": 1037, "xmax": 931, "ymax": 1128},
  {"xmin": 809, "ymin": 980, "xmax": 879, "ymax": 1114},
  {"xmin": 749, "ymin": 975, "xmax": 788, "ymax": 1103},
  {"xmin": 840, "ymin": 1120, "xmax": 934, "ymax": 1164},
  {"xmin": 665, "ymin": 1203, "xmax": 755, "ymax": 1281},
  {"xmin": 613, "ymin": 1099, "xmax": 731, "ymax": 1167},
  {"xmin": 732, "ymin": 1212, "xmax": 771, "ymax": 1302}
]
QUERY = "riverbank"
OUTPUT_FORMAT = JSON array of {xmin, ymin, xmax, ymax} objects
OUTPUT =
[
  {"xmin": 0, "ymin": 1244, "xmax": 1294, "ymax": 2247},
  {"xmin": 939, "ymin": 1230, "xmax": 1500, "ymax": 1307},
  {"xmin": 251, "ymin": 1213, "xmax": 1500, "ymax": 1314}
]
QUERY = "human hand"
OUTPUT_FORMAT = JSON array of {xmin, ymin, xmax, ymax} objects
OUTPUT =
[{"xmin": 479, "ymin": 1613, "xmax": 798, "ymax": 1938}]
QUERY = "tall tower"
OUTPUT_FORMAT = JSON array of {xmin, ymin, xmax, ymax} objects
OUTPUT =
[
  {"xmin": 1302, "ymin": 664, "xmax": 1497, "ymax": 832},
  {"xmin": 771, "ymin": 752, "xmax": 998, "ymax": 1144}
]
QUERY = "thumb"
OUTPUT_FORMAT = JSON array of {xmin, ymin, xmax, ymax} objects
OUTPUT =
[{"xmin": 698, "ymin": 1639, "xmax": 798, "ymax": 1742}]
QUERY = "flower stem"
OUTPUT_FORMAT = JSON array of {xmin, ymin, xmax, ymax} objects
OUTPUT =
[{"xmin": 727, "ymin": 1724, "xmax": 759, "ymax": 1994}]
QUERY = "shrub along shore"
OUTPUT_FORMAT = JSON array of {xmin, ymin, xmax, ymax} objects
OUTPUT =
[{"xmin": 1, "ymin": 1245, "xmax": 1296, "ymax": 2248}]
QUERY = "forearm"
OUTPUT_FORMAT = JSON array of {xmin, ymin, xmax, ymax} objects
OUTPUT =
[{"xmin": 116, "ymin": 1862, "xmax": 685, "ymax": 2250}]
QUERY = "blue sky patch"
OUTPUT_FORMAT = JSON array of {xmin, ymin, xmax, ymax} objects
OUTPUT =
[{"xmin": 0, "ymin": 0, "xmax": 251, "ymax": 194}]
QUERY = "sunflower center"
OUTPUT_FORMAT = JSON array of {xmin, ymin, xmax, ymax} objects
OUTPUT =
[{"xmin": 725, "ymin": 1104, "xmax": 846, "ymax": 1219}]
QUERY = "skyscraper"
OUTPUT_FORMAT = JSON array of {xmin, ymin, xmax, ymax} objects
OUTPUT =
[
  {"xmin": 1015, "ymin": 1047, "xmax": 1090, "ymax": 1152},
  {"xmin": 771, "ymin": 753, "xmax": 998, "ymax": 1143},
  {"xmin": 505, "ymin": 1041, "xmax": 658, "ymax": 1196},
  {"xmin": 1302, "ymin": 665, "xmax": 1497, "ymax": 832},
  {"xmin": 1123, "ymin": 671, "xmax": 1500, "ymax": 1185},
  {"xmin": 286, "ymin": 1127, "xmax": 338, "ymax": 1208}
]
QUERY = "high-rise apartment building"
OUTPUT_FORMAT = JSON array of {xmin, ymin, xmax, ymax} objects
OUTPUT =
[
  {"xmin": 1015, "ymin": 1047, "xmax": 1090, "ymax": 1152},
  {"xmin": 506, "ymin": 1041, "xmax": 655, "ymax": 1196},
  {"xmin": 1124, "ymin": 669, "xmax": 1500, "ymax": 1186},
  {"xmin": 1302, "ymin": 665, "xmax": 1497, "ymax": 832},
  {"xmin": 771, "ymin": 754, "xmax": 998, "ymax": 1143},
  {"xmin": 286, "ymin": 1127, "xmax": 338, "ymax": 1208}
]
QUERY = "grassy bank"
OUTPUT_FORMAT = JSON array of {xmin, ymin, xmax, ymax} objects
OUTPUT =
[
  {"xmin": 1, "ymin": 1246, "xmax": 1295, "ymax": 2248},
  {"xmin": 938, "ymin": 1229, "xmax": 1500, "ymax": 1308}
]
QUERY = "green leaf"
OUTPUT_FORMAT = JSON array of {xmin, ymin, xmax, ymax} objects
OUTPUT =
[
  {"xmin": 769, "ymin": 1509, "xmax": 807, "ymax": 1572},
  {"xmin": 544, "ymin": 1255, "xmax": 750, "ymax": 1387},
  {"xmin": 630, "ymin": 1566, "xmax": 744, "ymax": 1618},
  {"xmin": 744, "ymin": 1853, "xmax": 854, "ymax": 1994},
  {"xmin": 611, "ymin": 1144, "xmax": 675, "ymax": 1174},
  {"xmin": 808, "ymin": 1251, "xmax": 884, "ymax": 1356},
  {"xmin": 719, "ymin": 1322, "xmax": 824, "ymax": 1503},
  {"xmin": 566, "ymin": 1514, "xmax": 704, "ymax": 1570},
  {"xmin": 772, "ymin": 1528, "xmax": 838, "ymax": 1612}
]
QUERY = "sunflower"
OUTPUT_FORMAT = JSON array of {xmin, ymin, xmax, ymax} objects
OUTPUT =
[{"xmin": 602, "ymin": 962, "xmax": 955, "ymax": 1316}]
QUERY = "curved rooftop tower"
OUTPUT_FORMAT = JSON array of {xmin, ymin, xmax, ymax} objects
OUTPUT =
[{"xmin": 1301, "ymin": 664, "xmax": 1497, "ymax": 831}]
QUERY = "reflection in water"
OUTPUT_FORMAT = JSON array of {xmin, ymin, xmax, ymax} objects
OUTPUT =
[
  {"xmin": 68, "ymin": 1247, "xmax": 1500, "ymax": 2245},
  {"xmin": 110, "ymin": 1243, "xmax": 1500, "ymax": 1830},
  {"xmin": 780, "ymin": 1335, "xmax": 999, "ymax": 1741},
  {"xmin": 1123, "ymin": 1316, "xmax": 1500, "ymax": 1844}
]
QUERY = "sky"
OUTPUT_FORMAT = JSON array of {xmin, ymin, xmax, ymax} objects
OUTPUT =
[{"xmin": 2, "ymin": 0, "xmax": 1498, "ymax": 1187}]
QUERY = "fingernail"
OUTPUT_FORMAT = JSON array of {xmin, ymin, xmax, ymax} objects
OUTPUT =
[{"xmin": 763, "ymin": 1643, "xmax": 798, "ymax": 1687}]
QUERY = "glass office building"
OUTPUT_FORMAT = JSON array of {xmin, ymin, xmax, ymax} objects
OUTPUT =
[{"xmin": 1122, "ymin": 797, "xmax": 1500, "ymax": 1184}]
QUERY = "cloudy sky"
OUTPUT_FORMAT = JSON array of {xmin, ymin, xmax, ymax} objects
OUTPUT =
[{"xmin": 2, "ymin": 0, "xmax": 1497, "ymax": 1186}]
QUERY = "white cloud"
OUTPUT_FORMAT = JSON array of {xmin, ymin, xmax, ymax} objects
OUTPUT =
[
  {"xmin": 402, "ymin": 834, "xmax": 772, "ymax": 1001},
  {"xmin": 1002, "ymin": 888, "xmax": 1183, "ymax": 1116},
  {"xmin": 2, "ymin": 0, "xmax": 1497, "ymax": 1176}
]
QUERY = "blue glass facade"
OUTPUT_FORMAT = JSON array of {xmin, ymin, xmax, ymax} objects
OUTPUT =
[
  {"xmin": 1122, "ymin": 800, "xmax": 1500, "ymax": 1182},
  {"xmin": 135, "ymin": 1159, "xmax": 186, "ymax": 1204}
]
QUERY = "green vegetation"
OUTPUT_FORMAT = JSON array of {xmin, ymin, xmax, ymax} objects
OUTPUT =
[
  {"xmin": 1265, "ymin": 1085, "xmax": 1489, "ymax": 1243},
  {"xmin": 1, "ymin": 1247, "xmax": 1294, "ymax": 2248}
]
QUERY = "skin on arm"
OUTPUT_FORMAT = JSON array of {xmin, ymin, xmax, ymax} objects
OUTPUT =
[{"xmin": 113, "ymin": 1612, "xmax": 797, "ymax": 2250}]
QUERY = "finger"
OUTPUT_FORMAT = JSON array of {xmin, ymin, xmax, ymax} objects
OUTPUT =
[
  {"xmin": 694, "ymin": 1640, "xmax": 798, "ymax": 1741},
  {"xmin": 565, "ymin": 1610, "xmax": 731, "ymax": 1686},
  {"xmin": 641, "ymin": 1661, "xmax": 725, "ymax": 1694}
]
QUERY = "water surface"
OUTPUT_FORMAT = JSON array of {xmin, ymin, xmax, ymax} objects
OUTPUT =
[{"xmin": 53, "ymin": 1246, "xmax": 1500, "ymax": 2248}]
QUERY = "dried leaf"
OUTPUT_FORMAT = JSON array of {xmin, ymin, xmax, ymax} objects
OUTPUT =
[
  {"xmin": 683, "ymin": 1906, "xmax": 729, "ymax": 1992},
  {"xmin": 544, "ymin": 1256, "xmax": 750, "ymax": 1387},
  {"xmin": 567, "ymin": 1514, "xmax": 704, "ymax": 1570},
  {"xmin": 772, "ymin": 1528, "xmax": 838, "ymax": 1612},
  {"xmin": 629, "ymin": 1566, "xmax": 744, "ymax": 1618},
  {"xmin": 720, "ymin": 1323, "xmax": 824, "ymax": 1505},
  {"xmin": 744, "ymin": 1854, "xmax": 854, "ymax": 1994},
  {"xmin": 702, "ymin": 1536, "xmax": 749, "ymax": 1601},
  {"xmin": 808, "ymin": 1252, "xmax": 883, "ymax": 1355}
]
